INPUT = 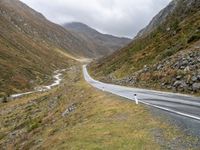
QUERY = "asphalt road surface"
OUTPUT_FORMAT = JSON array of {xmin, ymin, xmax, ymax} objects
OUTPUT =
[{"xmin": 83, "ymin": 65, "xmax": 200, "ymax": 136}]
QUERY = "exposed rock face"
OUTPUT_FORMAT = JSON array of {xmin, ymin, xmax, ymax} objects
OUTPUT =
[{"xmin": 63, "ymin": 22, "xmax": 131, "ymax": 57}]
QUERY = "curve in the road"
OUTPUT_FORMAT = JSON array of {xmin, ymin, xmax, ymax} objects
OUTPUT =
[{"xmin": 83, "ymin": 65, "xmax": 200, "ymax": 121}]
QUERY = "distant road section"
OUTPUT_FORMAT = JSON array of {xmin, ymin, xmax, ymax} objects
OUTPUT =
[{"xmin": 83, "ymin": 65, "xmax": 200, "ymax": 121}]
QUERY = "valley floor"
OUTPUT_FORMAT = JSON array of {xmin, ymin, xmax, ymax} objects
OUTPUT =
[{"xmin": 0, "ymin": 65, "xmax": 199, "ymax": 149}]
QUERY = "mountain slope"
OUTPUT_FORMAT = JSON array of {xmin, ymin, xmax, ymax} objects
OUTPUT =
[
  {"xmin": 63, "ymin": 22, "xmax": 131, "ymax": 57},
  {"xmin": 0, "ymin": 0, "xmax": 84, "ymax": 96},
  {"xmin": 136, "ymin": 0, "xmax": 178, "ymax": 38},
  {"xmin": 0, "ymin": 0, "xmax": 105, "ymax": 58},
  {"xmin": 89, "ymin": 0, "xmax": 200, "ymax": 95},
  {"xmin": 0, "ymin": 0, "xmax": 129, "ymax": 97}
]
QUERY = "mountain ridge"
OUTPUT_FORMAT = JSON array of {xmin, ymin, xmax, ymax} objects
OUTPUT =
[{"xmin": 63, "ymin": 22, "xmax": 131, "ymax": 57}]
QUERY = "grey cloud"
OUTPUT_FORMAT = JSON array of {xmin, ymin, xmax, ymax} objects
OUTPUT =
[{"xmin": 20, "ymin": 0, "xmax": 171, "ymax": 38}]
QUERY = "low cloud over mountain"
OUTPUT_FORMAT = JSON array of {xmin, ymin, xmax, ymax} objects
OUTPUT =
[{"xmin": 20, "ymin": 0, "xmax": 171, "ymax": 37}]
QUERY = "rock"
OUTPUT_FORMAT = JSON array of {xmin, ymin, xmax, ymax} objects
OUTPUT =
[
  {"xmin": 173, "ymin": 31, "xmax": 177, "ymax": 35},
  {"xmin": 184, "ymin": 66, "xmax": 190, "ymax": 72},
  {"xmin": 167, "ymin": 85, "xmax": 172, "ymax": 89},
  {"xmin": 62, "ymin": 104, "xmax": 76, "ymax": 117},
  {"xmin": 127, "ymin": 77, "xmax": 133, "ymax": 82},
  {"xmin": 179, "ymin": 82, "xmax": 187, "ymax": 89},
  {"xmin": 189, "ymin": 61, "xmax": 195, "ymax": 65},
  {"xmin": 173, "ymin": 81, "xmax": 187, "ymax": 89},
  {"xmin": 192, "ymin": 83, "xmax": 200, "ymax": 91},
  {"xmin": 180, "ymin": 66, "xmax": 185, "ymax": 69},
  {"xmin": 191, "ymin": 76, "xmax": 197, "ymax": 82},
  {"xmin": 181, "ymin": 60, "xmax": 189, "ymax": 66},
  {"xmin": 187, "ymin": 86, "xmax": 193, "ymax": 91},
  {"xmin": 173, "ymin": 62, "xmax": 180, "ymax": 68},
  {"xmin": 157, "ymin": 64, "xmax": 163, "ymax": 70},
  {"xmin": 173, "ymin": 81, "xmax": 182, "ymax": 87},
  {"xmin": 166, "ymin": 27, "xmax": 171, "ymax": 31},
  {"xmin": 176, "ymin": 76, "xmax": 182, "ymax": 80},
  {"xmin": 161, "ymin": 83, "xmax": 166, "ymax": 86},
  {"xmin": 143, "ymin": 65, "xmax": 149, "ymax": 72},
  {"xmin": 197, "ymin": 75, "xmax": 200, "ymax": 81}
]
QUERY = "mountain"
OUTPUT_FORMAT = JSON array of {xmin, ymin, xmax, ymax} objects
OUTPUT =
[
  {"xmin": 136, "ymin": 0, "xmax": 178, "ymax": 38},
  {"xmin": 0, "ymin": 0, "xmax": 85, "ymax": 96},
  {"xmin": 0, "ymin": 0, "xmax": 130, "ymax": 97},
  {"xmin": 63, "ymin": 22, "xmax": 131, "ymax": 57},
  {"xmin": 89, "ymin": 0, "xmax": 200, "ymax": 95}
]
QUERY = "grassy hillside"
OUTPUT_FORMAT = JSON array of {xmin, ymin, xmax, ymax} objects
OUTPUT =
[
  {"xmin": 0, "ymin": 0, "xmax": 86, "ymax": 96},
  {"xmin": 0, "ymin": 0, "xmax": 115, "ymax": 58},
  {"xmin": 89, "ymin": 0, "xmax": 200, "ymax": 95}
]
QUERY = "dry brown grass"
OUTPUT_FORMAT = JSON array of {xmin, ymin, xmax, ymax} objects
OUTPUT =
[{"xmin": 0, "ymin": 65, "xmax": 198, "ymax": 149}]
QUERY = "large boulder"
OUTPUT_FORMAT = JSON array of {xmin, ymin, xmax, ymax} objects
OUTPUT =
[
  {"xmin": 173, "ymin": 80, "xmax": 188, "ymax": 89},
  {"xmin": 192, "ymin": 83, "xmax": 200, "ymax": 92}
]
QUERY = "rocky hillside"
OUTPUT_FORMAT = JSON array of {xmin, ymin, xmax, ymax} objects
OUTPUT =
[
  {"xmin": 89, "ymin": 0, "xmax": 200, "ymax": 95},
  {"xmin": 63, "ymin": 22, "xmax": 131, "ymax": 57}
]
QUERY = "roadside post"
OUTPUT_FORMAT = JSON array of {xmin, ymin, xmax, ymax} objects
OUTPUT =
[{"xmin": 134, "ymin": 94, "xmax": 139, "ymax": 105}]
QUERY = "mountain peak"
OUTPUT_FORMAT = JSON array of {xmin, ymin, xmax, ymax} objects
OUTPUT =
[
  {"xmin": 65, "ymin": 22, "xmax": 90, "ymax": 28},
  {"xmin": 63, "ymin": 22, "xmax": 100, "ymax": 35},
  {"xmin": 63, "ymin": 22, "xmax": 131, "ymax": 57}
]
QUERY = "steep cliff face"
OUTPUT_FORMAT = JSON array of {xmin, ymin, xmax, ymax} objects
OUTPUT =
[
  {"xmin": 63, "ymin": 22, "xmax": 131, "ymax": 57},
  {"xmin": 89, "ymin": 0, "xmax": 200, "ymax": 95}
]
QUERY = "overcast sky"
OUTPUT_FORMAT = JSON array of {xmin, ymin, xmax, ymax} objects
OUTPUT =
[{"xmin": 20, "ymin": 0, "xmax": 171, "ymax": 38}]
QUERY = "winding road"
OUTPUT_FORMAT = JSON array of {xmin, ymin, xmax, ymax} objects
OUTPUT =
[{"xmin": 83, "ymin": 65, "xmax": 200, "ymax": 135}]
